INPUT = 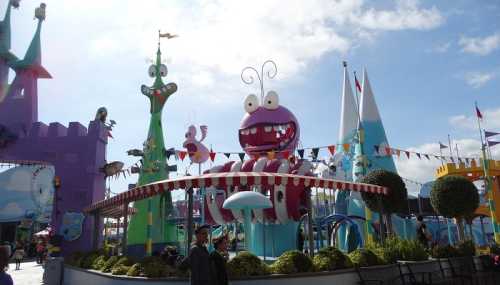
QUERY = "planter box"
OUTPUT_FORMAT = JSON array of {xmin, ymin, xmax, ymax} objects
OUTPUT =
[{"xmin": 63, "ymin": 265, "xmax": 359, "ymax": 285}]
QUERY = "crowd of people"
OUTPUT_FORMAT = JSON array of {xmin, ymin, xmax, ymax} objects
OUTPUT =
[{"xmin": 0, "ymin": 236, "xmax": 48, "ymax": 271}]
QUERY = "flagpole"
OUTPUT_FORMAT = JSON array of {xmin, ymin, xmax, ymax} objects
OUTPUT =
[
  {"xmin": 439, "ymin": 145, "xmax": 444, "ymax": 166},
  {"xmin": 447, "ymin": 134, "xmax": 453, "ymax": 161},
  {"xmin": 455, "ymin": 144, "xmax": 460, "ymax": 162},
  {"xmin": 475, "ymin": 102, "xmax": 500, "ymax": 243}
]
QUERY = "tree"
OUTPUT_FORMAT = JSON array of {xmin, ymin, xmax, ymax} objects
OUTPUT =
[
  {"xmin": 430, "ymin": 175, "xmax": 479, "ymax": 241},
  {"xmin": 360, "ymin": 170, "xmax": 408, "ymax": 237}
]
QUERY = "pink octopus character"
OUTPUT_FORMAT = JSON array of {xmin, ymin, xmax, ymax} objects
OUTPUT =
[{"xmin": 183, "ymin": 125, "xmax": 210, "ymax": 164}]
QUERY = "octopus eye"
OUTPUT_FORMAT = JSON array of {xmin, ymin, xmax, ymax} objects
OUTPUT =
[
  {"xmin": 244, "ymin": 94, "xmax": 259, "ymax": 113},
  {"xmin": 263, "ymin": 91, "xmax": 279, "ymax": 110}
]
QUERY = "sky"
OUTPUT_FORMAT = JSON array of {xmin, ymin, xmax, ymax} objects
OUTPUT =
[{"xmin": 5, "ymin": 0, "xmax": 500, "ymax": 196}]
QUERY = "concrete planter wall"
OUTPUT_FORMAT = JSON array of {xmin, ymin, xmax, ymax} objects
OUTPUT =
[{"xmin": 63, "ymin": 265, "xmax": 358, "ymax": 285}]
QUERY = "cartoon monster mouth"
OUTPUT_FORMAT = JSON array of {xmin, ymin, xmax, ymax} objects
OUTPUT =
[{"xmin": 239, "ymin": 121, "xmax": 297, "ymax": 154}]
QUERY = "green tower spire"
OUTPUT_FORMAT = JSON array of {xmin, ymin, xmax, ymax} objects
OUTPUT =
[
  {"xmin": 127, "ymin": 39, "xmax": 178, "ymax": 255},
  {"xmin": 10, "ymin": 3, "xmax": 50, "ymax": 78}
]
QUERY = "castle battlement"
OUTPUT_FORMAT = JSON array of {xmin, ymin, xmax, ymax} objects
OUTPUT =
[{"xmin": 436, "ymin": 160, "xmax": 500, "ymax": 179}]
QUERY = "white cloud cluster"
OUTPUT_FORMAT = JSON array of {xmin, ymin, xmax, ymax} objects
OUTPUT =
[
  {"xmin": 463, "ymin": 71, "xmax": 495, "ymax": 88},
  {"xmin": 449, "ymin": 107, "xmax": 500, "ymax": 130},
  {"xmin": 0, "ymin": 202, "xmax": 24, "ymax": 217},
  {"xmin": 459, "ymin": 32, "xmax": 500, "ymax": 56},
  {"xmin": 51, "ymin": 0, "xmax": 444, "ymax": 87}
]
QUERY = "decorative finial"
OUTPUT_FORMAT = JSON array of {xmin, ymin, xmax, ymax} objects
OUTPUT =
[
  {"xmin": 34, "ymin": 3, "xmax": 46, "ymax": 21},
  {"xmin": 10, "ymin": 0, "xmax": 21, "ymax": 9},
  {"xmin": 241, "ymin": 60, "xmax": 278, "ymax": 102},
  {"xmin": 343, "ymin": 61, "xmax": 347, "ymax": 67}
]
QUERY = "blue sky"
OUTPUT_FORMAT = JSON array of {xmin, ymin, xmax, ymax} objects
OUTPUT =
[{"xmin": 6, "ymin": 0, "xmax": 500, "ymax": 195}]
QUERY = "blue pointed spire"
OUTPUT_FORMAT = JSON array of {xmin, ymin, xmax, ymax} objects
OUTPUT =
[{"xmin": 10, "ymin": 4, "xmax": 50, "ymax": 78}]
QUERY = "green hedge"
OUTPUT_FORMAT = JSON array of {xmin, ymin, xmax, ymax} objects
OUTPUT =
[
  {"xmin": 227, "ymin": 251, "xmax": 270, "ymax": 278},
  {"xmin": 366, "ymin": 237, "xmax": 428, "ymax": 264},
  {"xmin": 271, "ymin": 250, "xmax": 314, "ymax": 274},
  {"xmin": 348, "ymin": 249, "xmax": 381, "ymax": 267},
  {"xmin": 313, "ymin": 247, "xmax": 352, "ymax": 271}
]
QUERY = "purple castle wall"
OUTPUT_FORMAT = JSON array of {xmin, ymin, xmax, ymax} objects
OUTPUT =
[{"xmin": 0, "ymin": 119, "xmax": 107, "ymax": 254}]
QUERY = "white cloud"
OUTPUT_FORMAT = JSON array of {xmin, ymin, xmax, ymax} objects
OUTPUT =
[
  {"xmin": 450, "ymin": 106, "xmax": 500, "ymax": 130},
  {"xmin": 428, "ymin": 42, "xmax": 451, "ymax": 53},
  {"xmin": 0, "ymin": 202, "xmax": 24, "ymax": 217},
  {"xmin": 463, "ymin": 71, "xmax": 495, "ymax": 88},
  {"xmin": 356, "ymin": 0, "xmax": 444, "ymax": 31},
  {"xmin": 6, "ymin": 169, "xmax": 32, "ymax": 192},
  {"xmin": 459, "ymin": 33, "xmax": 500, "ymax": 56}
]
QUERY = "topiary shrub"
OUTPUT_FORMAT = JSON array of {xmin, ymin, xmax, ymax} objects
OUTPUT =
[
  {"xmin": 92, "ymin": 255, "xmax": 109, "ymax": 270},
  {"xmin": 111, "ymin": 265, "xmax": 130, "ymax": 275},
  {"xmin": 141, "ymin": 256, "xmax": 175, "ymax": 278},
  {"xmin": 348, "ymin": 249, "xmax": 381, "ymax": 267},
  {"xmin": 431, "ymin": 245, "xmax": 458, "ymax": 258},
  {"xmin": 312, "ymin": 247, "xmax": 352, "ymax": 271},
  {"xmin": 101, "ymin": 256, "xmax": 120, "ymax": 273},
  {"xmin": 398, "ymin": 239, "xmax": 428, "ymax": 261},
  {"xmin": 456, "ymin": 240, "xmax": 476, "ymax": 257},
  {"xmin": 430, "ymin": 176, "xmax": 479, "ymax": 219},
  {"xmin": 126, "ymin": 263, "xmax": 143, "ymax": 277},
  {"xmin": 80, "ymin": 251, "xmax": 101, "ymax": 269},
  {"xmin": 360, "ymin": 170, "xmax": 408, "ymax": 214},
  {"xmin": 227, "ymin": 251, "xmax": 269, "ymax": 278},
  {"xmin": 271, "ymin": 250, "xmax": 314, "ymax": 274}
]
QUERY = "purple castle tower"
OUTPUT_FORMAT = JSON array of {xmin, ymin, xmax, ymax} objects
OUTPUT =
[{"xmin": 0, "ymin": 2, "xmax": 107, "ymax": 255}]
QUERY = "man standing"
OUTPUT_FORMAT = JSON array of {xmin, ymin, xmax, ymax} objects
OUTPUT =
[
  {"xmin": 180, "ymin": 224, "xmax": 211, "ymax": 285},
  {"xmin": 210, "ymin": 234, "xmax": 229, "ymax": 285},
  {"xmin": 416, "ymin": 216, "xmax": 432, "ymax": 249}
]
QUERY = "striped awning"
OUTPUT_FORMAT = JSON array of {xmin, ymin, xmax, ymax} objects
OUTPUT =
[
  {"xmin": 85, "ymin": 172, "xmax": 388, "ymax": 212},
  {"xmin": 87, "ymin": 206, "xmax": 138, "ymax": 218}
]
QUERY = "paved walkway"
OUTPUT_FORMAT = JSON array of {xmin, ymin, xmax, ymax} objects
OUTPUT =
[{"xmin": 7, "ymin": 260, "xmax": 44, "ymax": 285}]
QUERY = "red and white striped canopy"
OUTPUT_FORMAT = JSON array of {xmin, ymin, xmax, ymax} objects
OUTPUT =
[{"xmin": 85, "ymin": 172, "xmax": 388, "ymax": 212}]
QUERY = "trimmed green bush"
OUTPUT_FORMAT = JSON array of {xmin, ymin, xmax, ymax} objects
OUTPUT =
[
  {"xmin": 398, "ymin": 239, "xmax": 428, "ymax": 261},
  {"xmin": 456, "ymin": 240, "xmax": 476, "ymax": 257},
  {"xmin": 313, "ymin": 247, "xmax": 352, "ymax": 271},
  {"xmin": 430, "ymin": 175, "xmax": 479, "ymax": 219},
  {"xmin": 360, "ymin": 170, "xmax": 408, "ymax": 214},
  {"xmin": 348, "ymin": 249, "xmax": 381, "ymax": 267},
  {"xmin": 141, "ymin": 256, "xmax": 175, "ymax": 278},
  {"xmin": 127, "ymin": 263, "xmax": 143, "ymax": 277},
  {"xmin": 431, "ymin": 245, "xmax": 458, "ymax": 258},
  {"xmin": 227, "ymin": 251, "xmax": 269, "ymax": 278},
  {"xmin": 101, "ymin": 256, "xmax": 120, "ymax": 273},
  {"xmin": 80, "ymin": 251, "xmax": 101, "ymax": 269},
  {"xmin": 271, "ymin": 250, "xmax": 314, "ymax": 274},
  {"xmin": 65, "ymin": 251, "xmax": 84, "ymax": 267},
  {"xmin": 111, "ymin": 265, "xmax": 130, "ymax": 275},
  {"xmin": 92, "ymin": 255, "xmax": 109, "ymax": 270},
  {"xmin": 112, "ymin": 256, "xmax": 135, "ymax": 269}
]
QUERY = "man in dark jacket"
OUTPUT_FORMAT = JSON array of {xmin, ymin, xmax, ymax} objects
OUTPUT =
[
  {"xmin": 210, "ymin": 234, "xmax": 229, "ymax": 285},
  {"xmin": 180, "ymin": 224, "xmax": 211, "ymax": 285}
]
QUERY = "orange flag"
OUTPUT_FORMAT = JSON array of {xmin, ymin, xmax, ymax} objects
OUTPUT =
[{"xmin": 343, "ymin": 143, "xmax": 350, "ymax": 153}]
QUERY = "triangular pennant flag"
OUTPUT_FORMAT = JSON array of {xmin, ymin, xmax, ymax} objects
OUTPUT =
[
  {"xmin": 485, "ymin": 131, "xmax": 500, "ymax": 138},
  {"xmin": 488, "ymin": 140, "xmax": 500, "ymax": 147},
  {"xmin": 416, "ymin": 153, "xmax": 421, "ymax": 159},
  {"xmin": 281, "ymin": 150, "xmax": 290, "ymax": 160},
  {"xmin": 374, "ymin": 145, "xmax": 380, "ymax": 154},
  {"xmin": 434, "ymin": 155, "xmax": 439, "ymax": 160},
  {"xmin": 178, "ymin": 151, "xmax": 187, "ymax": 161},
  {"xmin": 311, "ymin": 148, "xmax": 319, "ymax": 160},
  {"xmin": 209, "ymin": 151, "xmax": 216, "ymax": 162},
  {"xmin": 298, "ymin": 149, "xmax": 305, "ymax": 159},
  {"xmin": 439, "ymin": 142, "xmax": 448, "ymax": 149},
  {"xmin": 327, "ymin": 145, "xmax": 336, "ymax": 156},
  {"xmin": 450, "ymin": 157, "xmax": 455, "ymax": 163},
  {"xmin": 458, "ymin": 158, "xmax": 463, "ymax": 163},
  {"xmin": 224, "ymin": 153, "xmax": 231, "ymax": 159},
  {"xmin": 471, "ymin": 158, "xmax": 475, "ymax": 165},
  {"xmin": 465, "ymin": 158, "xmax": 469, "ymax": 164},
  {"xmin": 405, "ymin": 151, "xmax": 410, "ymax": 159},
  {"xmin": 267, "ymin": 151, "xmax": 276, "ymax": 160},
  {"xmin": 396, "ymin": 149, "xmax": 401, "ymax": 157},
  {"xmin": 343, "ymin": 143, "xmax": 350, "ymax": 153},
  {"xmin": 424, "ymin": 154, "xmax": 430, "ymax": 160},
  {"xmin": 238, "ymin": 153, "xmax": 245, "ymax": 162}
]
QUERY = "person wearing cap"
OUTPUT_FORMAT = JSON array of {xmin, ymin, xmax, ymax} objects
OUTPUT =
[
  {"xmin": 179, "ymin": 224, "xmax": 211, "ymax": 285},
  {"xmin": 210, "ymin": 233, "xmax": 229, "ymax": 285}
]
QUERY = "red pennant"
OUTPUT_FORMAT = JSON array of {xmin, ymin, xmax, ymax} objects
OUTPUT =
[
  {"xmin": 328, "ymin": 145, "xmax": 336, "ymax": 156},
  {"xmin": 385, "ymin": 147, "xmax": 391, "ymax": 156},
  {"xmin": 209, "ymin": 152, "xmax": 216, "ymax": 162},
  {"xmin": 179, "ymin": 151, "xmax": 187, "ymax": 161},
  {"xmin": 405, "ymin": 151, "xmax": 410, "ymax": 159},
  {"xmin": 281, "ymin": 150, "xmax": 290, "ymax": 159}
]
